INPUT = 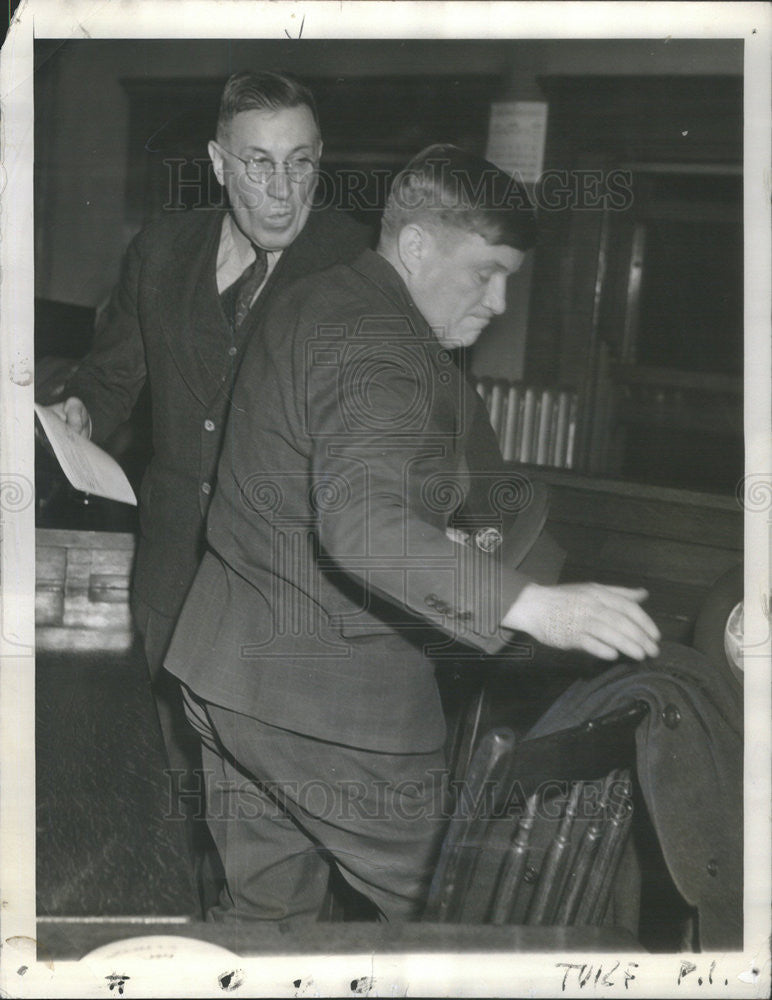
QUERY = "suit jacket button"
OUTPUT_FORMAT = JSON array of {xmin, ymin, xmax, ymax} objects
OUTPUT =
[
  {"xmin": 201, "ymin": 482, "xmax": 212, "ymax": 496},
  {"xmin": 228, "ymin": 346, "xmax": 237, "ymax": 356},
  {"xmin": 204, "ymin": 419, "xmax": 215, "ymax": 432},
  {"xmin": 662, "ymin": 704, "xmax": 681, "ymax": 728}
]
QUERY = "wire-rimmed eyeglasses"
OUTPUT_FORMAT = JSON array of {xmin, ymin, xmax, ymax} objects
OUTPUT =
[{"xmin": 215, "ymin": 142, "xmax": 318, "ymax": 184}]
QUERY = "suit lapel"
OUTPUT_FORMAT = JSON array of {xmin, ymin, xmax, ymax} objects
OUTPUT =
[{"xmin": 157, "ymin": 211, "xmax": 230, "ymax": 407}]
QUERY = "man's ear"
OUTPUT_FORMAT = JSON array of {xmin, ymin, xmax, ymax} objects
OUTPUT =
[
  {"xmin": 208, "ymin": 140, "xmax": 225, "ymax": 187},
  {"xmin": 397, "ymin": 224, "xmax": 430, "ymax": 275}
]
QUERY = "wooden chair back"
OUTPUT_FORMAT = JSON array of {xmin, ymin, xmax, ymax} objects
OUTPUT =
[{"xmin": 425, "ymin": 701, "xmax": 648, "ymax": 927}]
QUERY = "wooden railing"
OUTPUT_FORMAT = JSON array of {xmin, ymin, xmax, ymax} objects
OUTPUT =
[{"xmin": 528, "ymin": 465, "xmax": 743, "ymax": 642}]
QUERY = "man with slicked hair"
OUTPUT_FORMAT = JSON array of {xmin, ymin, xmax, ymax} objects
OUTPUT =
[
  {"xmin": 166, "ymin": 145, "xmax": 661, "ymax": 924},
  {"xmin": 39, "ymin": 71, "xmax": 371, "ymax": 902}
]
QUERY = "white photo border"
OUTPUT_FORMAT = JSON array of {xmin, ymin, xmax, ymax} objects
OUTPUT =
[{"xmin": 1, "ymin": 2, "xmax": 770, "ymax": 996}]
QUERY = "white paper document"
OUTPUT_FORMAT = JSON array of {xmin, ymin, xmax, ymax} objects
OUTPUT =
[{"xmin": 34, "ymin": 403, "xmax": 137, "ymax": 505}]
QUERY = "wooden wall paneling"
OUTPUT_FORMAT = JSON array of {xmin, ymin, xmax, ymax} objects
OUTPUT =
[
  {"xmin": 547, "ymin": 523, "xmax": 741, "ymax": 587},
  {"xmin": 543, "ymin": 476, "xmax": 743, "ymax": 548}
]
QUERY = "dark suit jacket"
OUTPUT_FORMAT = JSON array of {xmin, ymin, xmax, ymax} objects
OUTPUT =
[
  {"xmin": 65, "ymin": 207, "xmax": 371, "ymax": 618},
  {"xmin": 166, "ymin": 250, "xmax": 555, "ymax": 753}
]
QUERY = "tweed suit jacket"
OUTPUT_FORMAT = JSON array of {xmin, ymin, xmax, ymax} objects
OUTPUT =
[
  {"xmin": 65, "ymin": 207, "xmax": 371, "ymax": 618},
  {"xmin": 166, "ymin": 250, "xmax": 555, "ymax": 753}
]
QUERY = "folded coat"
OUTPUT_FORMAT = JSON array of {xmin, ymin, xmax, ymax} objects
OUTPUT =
[{"xmin": 526, "ymin": 640, "xmax": 743, "ymax": 950}]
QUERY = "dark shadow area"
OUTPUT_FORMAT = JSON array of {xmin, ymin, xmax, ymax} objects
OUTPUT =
[{"xmin": 36, "ymin": 643, "xmax": 198, "ymax": 917}]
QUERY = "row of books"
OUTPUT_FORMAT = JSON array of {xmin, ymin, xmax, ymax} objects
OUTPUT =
[{"xmin": 475, "ymin": 377, "xmax": 578, "ymax": 468}]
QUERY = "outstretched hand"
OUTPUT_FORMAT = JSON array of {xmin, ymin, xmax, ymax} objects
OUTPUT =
[
  {"xmin": 46, "ymin": 396, "xmax": 92, "ymax": 439},
  {"xmin": 502, "ymin": 582, "xmax": 661, "ymax": 661}
]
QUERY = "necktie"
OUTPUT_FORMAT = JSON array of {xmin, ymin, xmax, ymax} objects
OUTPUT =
[{"xmin": 221, "ymin": 247, "xmax": 268, "ymax": 329}]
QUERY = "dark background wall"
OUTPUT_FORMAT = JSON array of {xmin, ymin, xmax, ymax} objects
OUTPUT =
[{"xmin": 34, "ymin": 38, "xmax": 742, "ymax": 382}]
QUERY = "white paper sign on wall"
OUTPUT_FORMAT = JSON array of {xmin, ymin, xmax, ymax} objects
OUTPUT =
[{"xmin": 485, "ymin": 101, "xmax": 549, "ymax": 184}]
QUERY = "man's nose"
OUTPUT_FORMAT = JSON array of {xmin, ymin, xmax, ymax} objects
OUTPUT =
[
  {"xmin": 266, "ymin": 165, "xmax": 292, "ymax": 199},
  {"xmin": 483, "ymin": 273, "xmax": 507, "ymax": 315}
]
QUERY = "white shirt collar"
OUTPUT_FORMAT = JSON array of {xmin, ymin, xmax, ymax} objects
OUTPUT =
[{"xmin": 216, "ymin": 213, "xmax": 282, "ymax": 295}]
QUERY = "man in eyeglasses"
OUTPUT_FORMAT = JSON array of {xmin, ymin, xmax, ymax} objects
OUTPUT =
[{"xmin": 41, "ymin": 71, "xmax": 371, "ymax": 906}]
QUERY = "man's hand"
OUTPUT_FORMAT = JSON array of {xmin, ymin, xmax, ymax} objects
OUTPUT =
[
  {"xmin": 46, "ymin": 397, "xmax": 92, "ymax": 439},
  {"xmin": 502, "ymin": 582, "xmax": 661, "ymax": 661}
]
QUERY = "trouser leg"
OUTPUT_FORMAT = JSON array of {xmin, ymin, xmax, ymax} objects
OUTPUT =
[
  {"xmin": 131, "ymin": 595, "xmax": 223, "ymax": 913},
  {"xmin": 131, "ymin": 594, "xmax": 201, "ymax": 778},
  {"xmin": 182, "ymin": 686, "xmax": 449, "ymax": 924},
  {"xmin": 181, "ymin": 687, "xmax": 331, "ymax": 923}
]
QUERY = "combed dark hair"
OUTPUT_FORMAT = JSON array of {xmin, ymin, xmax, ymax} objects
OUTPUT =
[
  {"xmin": 380, "ymin": 144, "xmax": 536, "ymax": 251},
  {"xmin": 216, "ymin": 70, "xmax": 320, "ymax": 139}
]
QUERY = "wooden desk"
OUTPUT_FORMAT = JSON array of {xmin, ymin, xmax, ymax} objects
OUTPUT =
[{"xmin": 36, "ymin": 529, "xmax": 135, "ymax": 651}]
